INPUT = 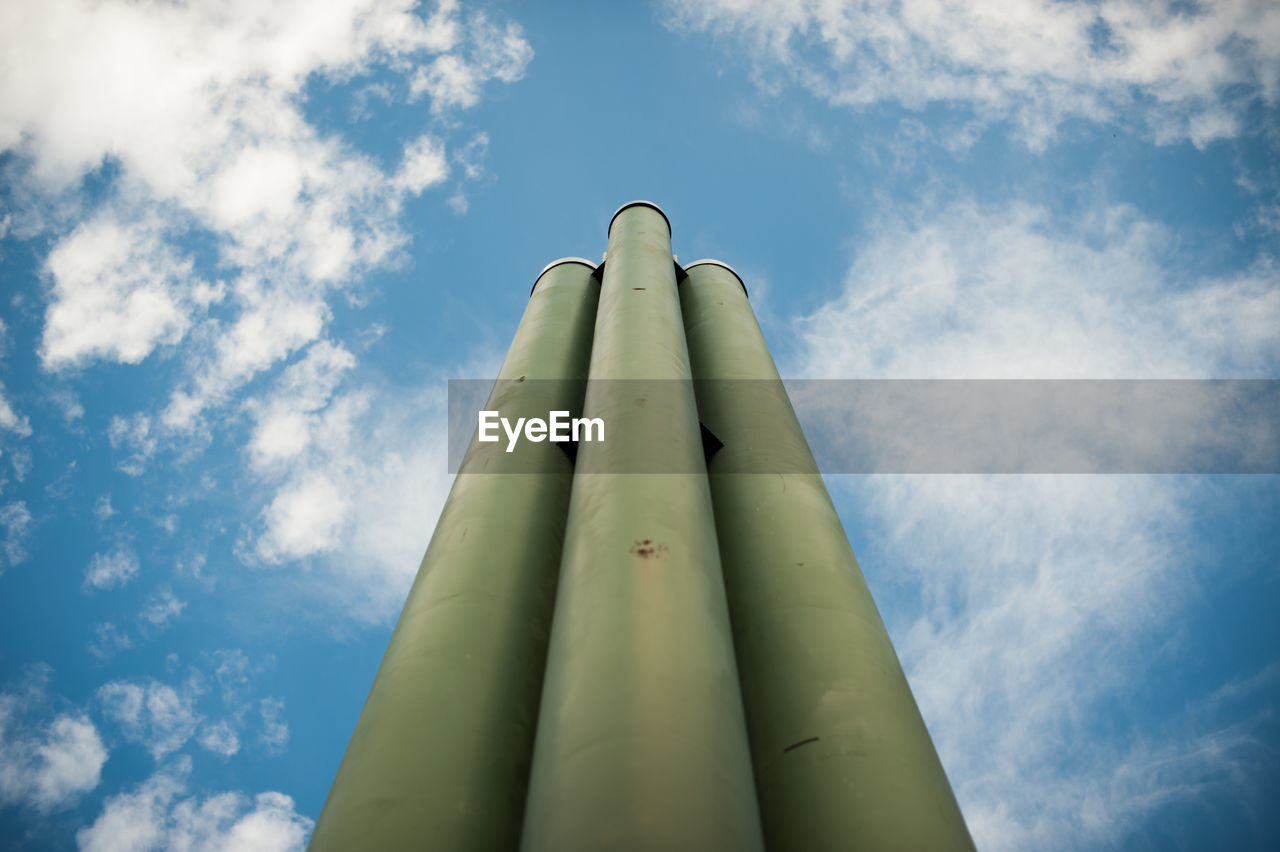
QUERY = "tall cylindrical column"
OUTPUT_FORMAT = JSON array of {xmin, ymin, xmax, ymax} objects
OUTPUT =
[
  {"xmin": 680, "ymin": 260, "xmax": 974, "ymax": 851},
  {"xmin": 521, "ymin": 205, "xmax": 764, "ymax": 851},
  {"xmin": 309, "ymin": 260, "xmax": 601, "ymax": 851}
]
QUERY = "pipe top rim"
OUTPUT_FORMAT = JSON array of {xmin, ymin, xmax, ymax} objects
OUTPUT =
[
  {"xmin": 531, "ymin": 257, "xmax": 597, "ymax": 296},
  {"xmin": 608, "ymin": 201, "xmax": 672, "ymax": 239},
  {"xmin": 682, "ymin": 258, "xmax": 748, "ymax": 297}
]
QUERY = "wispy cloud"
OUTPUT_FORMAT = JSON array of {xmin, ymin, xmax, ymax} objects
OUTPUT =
[
  {"xmin": 106, "ymin": 414, "xmax": 158, "ymax": 477},
  {"xmin": 788, "ymin": 197, "xmax": 1278, "ymax": 848},
  {"xmin": 96, "ymin": 650, "xmax": 285, "ymax": 764},
  {"xmin": 138, "ymin": 587, "xmax": 186, "ymax": 635},
  {"xmin": 196, "ymin": 721, "xmax": 241, "ymax": 759},
  {"xmin": 0, "ymin": 319, "xmax": 32, "ymax": 439},
  {"xmin": 230, "ymin": 336, "xmax": 505, "ymax": 622},
  {"xmin": 258, "ymin": 699, "xmax": 289, "ymax": 757},
  {"xmin": 840, "ymin": 473, "xmax": 1268, "ymax": 849},
  {"xmin": 83, "ymin": 547, "xmax": 141, "ymax": 591},
  {"xmin": 663, "ymin": 0, "xmax": 1280, "ymax": 148},
  {"xmin": 0, "ymin": 387, "xmax": 31, "ymax": 438},
  {"xmin": 244, "ymin": 358, "xmax": 457, "ymax": 621},
  {"xmin": 88, "ymin": 623, "xmax": 134, "ymax": 662},
  {"xmin": 0, "ymin": 501, "xmax": 32, "ymax": 574},
  {"xmin": 792, "ymin": 200, "xmax": 1279, "ymax": 380},
  {"xmin": 98, "ymin": 678, "xmax": 202, "ymax": 761}
]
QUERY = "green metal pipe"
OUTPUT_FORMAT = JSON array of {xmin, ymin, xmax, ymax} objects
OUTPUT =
[
  {"xmin": 521, "ymin": 204, "xmax": 764, "ymax": 851},
  {"xmin": 309, "ymin": 259, "xmax": 601, "ymax": 851},
  {"xmin": 679, "ymin": 260, "xmax": 975, "ymax": 851}
]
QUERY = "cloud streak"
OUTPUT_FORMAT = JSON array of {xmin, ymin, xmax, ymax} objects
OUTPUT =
[{"xmin": 664, "ymin": 0, "xmax": 1280, "ymax": 147}]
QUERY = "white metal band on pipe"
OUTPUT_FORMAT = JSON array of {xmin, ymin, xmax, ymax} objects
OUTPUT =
[
  {"xmin": 531, "ymin": 257, "xmax": 598, "ymax": 296},
  {"xmin": 682, "ymin": 259, "xmax": 748, "ymax": 297},
  {"xmin": 608, "ymin": 200, "xmax": 672, "ymax": 238}
]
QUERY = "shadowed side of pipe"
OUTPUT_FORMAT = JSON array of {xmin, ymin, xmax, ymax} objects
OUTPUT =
[
  {"xmin": 521, "ymin": 205, "xmax": 764, "ymax": 851},
  {"xmin": 680, "ymin": 261, "xmax": 975, "ymax": 851},
  {"xmin": 309, "ymin": 260, "xmax": 600, "ymax": 851}
]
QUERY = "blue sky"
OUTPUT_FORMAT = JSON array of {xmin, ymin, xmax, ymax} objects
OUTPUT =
[{"xmin": 1, "ymin": 0, "xmax": 1277, "ymax": 848}]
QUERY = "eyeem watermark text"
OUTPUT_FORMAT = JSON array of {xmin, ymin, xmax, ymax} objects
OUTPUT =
[{"xmin": 478, "ymin": 410, "xmax": 605, "ymax": 453}]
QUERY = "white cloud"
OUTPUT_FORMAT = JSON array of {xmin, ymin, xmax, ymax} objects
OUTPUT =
[
  {"xmin": 83, "ymin": 547, "xmax": 141, "ymax": 591},
  {"xmin": 664, "ymin": 0, "xmax": 1280, "ymax": 148},
  {"xmin": 94, "ymin": 495, "xmax": 115, "ymax": 522},
  {"xmin": 447, "ymin": 190, "xmax": 470, "ymax": 215},
  {"xmin": 107, "ymin": 414, "xmax": 158, "ymax": 476},
  {"xmin": 454, "ymin": 131, "xmax": 489, "ymax": 181},
  {"xmin": 98, "ymin": 679, "xmax": 200, "ymax": 760},
  {"xmin": 95, "ymin": 653, "xmax": 288, "ymax": 768},
  {"xmin": 0, "ymin": 319, "xmax": 32, "ymax": 440},
  {"xmin": 845, "ymin": 474, "xmax": 1216, "ymax": 849},
  {"xmin": 246, "ymin": 341, "xmax": 356, "ymax": 472},
  {"xmin": 138, "ymin": 587, "xmax": 186, "ymax": 634},
  {"xmin": 77, "ymin": 761, "xmax": 181, "ymax": 852},
  {"xmin": 0, "ymin": 669, "xmax": 108, "ymax": 812},
  {"xmin": 395, "ymin": 134, "xmax": 450, "ymax": 196},
  {"xmin": 90, "ymin": 592, "xmax": 184, "ymax": 659},
  {"xmin": 244, "ymin": 351, "xmax": 457, "ymax": 620},
  {"xmin": 442, "ymin": 131, "xmax": 490, "ymax": 215},
  {"xmin": 409, "ymin": 13, "xmax": 533, "ymax": 111},
  {"xmin": 35, "ymin": 717, "xmax": 106, "ymax": 806},
  {"xmin": 5, "ymin": 447, "xmax": 32, "ymax": 485},
  {"xmin": 40, "ymin": 213, "xmax": 210, "ymax": 370},
  {"xmin": 413, "ymin": 55, "xmax": 483, "ymax": 111},
  {"xmin": 161, "ymin": 279, "xmax": 331, "ymax": 431},
  {"xmin": 258, "ymin": 699, "xmax": 289, "ymax": 756},
  {"xmin": 257, "ymin": 472, "xmax": 351, "ymax": 562},
  {"xmin": 76, "ymin": 756, "xmax": 311, "ymax": 852},
  {"xmin": 790, "ymin": 198, "xmax": 1279, "ymax": 848},
  {"xmin": 1, "ymin": 0, "xmax": 496, "ymax": 191},
  {"xmin": 197, "ymin": 721, "xmax": 240, "ymax": 759},
  {"xmin": 210, "ymin": 650, "xmax": 252, "ymax": 706},
  {"xmin": 793, "ymin": 200, "xmax": 1280, "ymax": 380},
  {"xmin": 0, "ymin": 501, "xmax": 32, "ymax": 573},
  {"xmin": 0, "ymin": 715, "xmax": 107, "ymax": 812},
  {"xmin": 53, "ymin": 388, "xmax": 85, "ymax": 424},
  {"xmin": 176, "ymin": 552, "xmax": 211, "ymax": 587},
  {"xmin": 88, "ymin": 623, "xmax": 134, "ymax": 661},
  {"xmin": 0, "ymin": 385, "xmax": 31, "ymax": 437},
  {"xmin": 1, "ymin": 0, "xmax": 531, "ymax": 441}
]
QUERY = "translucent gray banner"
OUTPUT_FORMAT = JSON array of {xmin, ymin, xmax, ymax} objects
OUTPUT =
[{"xmin": 448, "ymin": 380, "xmax": 1280, "ymax": 473}]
